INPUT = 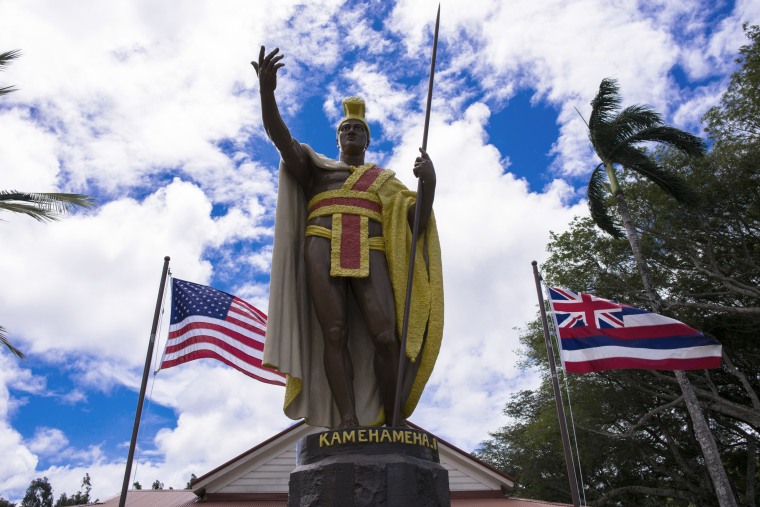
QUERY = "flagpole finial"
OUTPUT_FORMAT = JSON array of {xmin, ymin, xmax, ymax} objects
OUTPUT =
[
  {"xmin": 164, "ymin": 255, "xmax": 170, "ymax": 261},
  {"xmin": 531, "ymin": 260, "xmax": 537, "ymax": 266}
]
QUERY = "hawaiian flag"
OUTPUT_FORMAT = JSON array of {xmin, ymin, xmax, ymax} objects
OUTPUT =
[
  {"xmin": 547, "ymin": 287, "xmax": 722, "ymax": 373},
  {"xmin": 159, "ymin": 278, "xmax": 286, "ymax": 386}
]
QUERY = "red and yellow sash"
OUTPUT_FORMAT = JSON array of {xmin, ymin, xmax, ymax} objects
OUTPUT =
[{"xmin": 307, "ymin": 164, "xmax": 393, "ymax": 277}]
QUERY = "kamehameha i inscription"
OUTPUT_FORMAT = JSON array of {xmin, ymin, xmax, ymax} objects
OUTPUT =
[{"xmin": 317, "ymin": 427, "xmax": 438, "ymax": 451}]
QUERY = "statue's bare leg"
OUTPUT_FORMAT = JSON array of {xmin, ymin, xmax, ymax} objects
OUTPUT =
[
  {"xmin": 351, "ymin": 250, "xmax": 400, "ymax": 426},
  {"xmin": 304, "ymin": 235, "xmax": 359, "ymax": 427}
]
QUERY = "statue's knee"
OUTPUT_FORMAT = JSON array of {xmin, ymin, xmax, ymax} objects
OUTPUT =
[
  {"xmin": 373, "ymin": 330, "xmax": 397, "ymax": 349},
  {"xmin": 323, "ymin": 325, "xmax": 347, "ymax": 347}
]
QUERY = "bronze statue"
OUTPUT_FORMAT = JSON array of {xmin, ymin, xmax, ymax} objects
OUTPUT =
[{"xmin": 255, "ymin": 46, "xmax": 443, "ymax": 428}]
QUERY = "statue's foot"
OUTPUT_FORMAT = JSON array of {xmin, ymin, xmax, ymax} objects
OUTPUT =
[{"xmin": 338, "ymin": 417, "xmax": 359, "ymax": 428}]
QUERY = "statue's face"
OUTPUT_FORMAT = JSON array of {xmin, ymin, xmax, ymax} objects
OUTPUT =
[{"xmin": 338, "ymin": 119, "xmax": 369, "ymax": 154}]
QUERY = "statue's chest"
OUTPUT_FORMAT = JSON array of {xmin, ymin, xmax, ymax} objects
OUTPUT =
[{"xmin": 311, "ymin": 168, "xmax": 350, "ymax": 194}]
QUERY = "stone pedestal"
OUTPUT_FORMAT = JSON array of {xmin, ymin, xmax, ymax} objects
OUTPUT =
[{"xmin": 289, "ymin": 427, "xmax": 450, "ymax": 507}]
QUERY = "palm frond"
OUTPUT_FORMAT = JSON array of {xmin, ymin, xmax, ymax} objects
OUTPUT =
[
  {"xmin": 0, "ymin": 325, "xmax": 24, "ymax": 359},
  {"xmin": 608, "ymin": 105, "xmax": 664, "ymax": 145},
  {"xmin": 0, "ymin": 49, "xmax": 21, "ymax": 69},
  {"xmin": 587, "ymin": 165, "xmax": 624, "ymax": 238},
  {"xmin": 0, "ymin": 191, "xmax": 95, "ymax": 222},
  {"xmin": 614, "ymin": 149, "xmax": 700, "ymax": 206},
  {"xmin": 0, "ymin": 49, "xmax": 21, "ymax": 96},
  {"xmin": 622, "ymin": 125, "xmax": 706, "ymax": 157},
  {"xmin": 589, "ymin": 78, "xmax": 622, "ymax": 133}
]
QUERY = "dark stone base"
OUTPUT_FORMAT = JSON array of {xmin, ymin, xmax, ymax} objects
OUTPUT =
[{"xmin": 289, "ymin": 427, "xmax": 450, "ymax": 507}]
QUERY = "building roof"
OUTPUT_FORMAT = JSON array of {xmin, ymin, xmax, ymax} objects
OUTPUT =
[{"xmin": 96, "ymin": 422, "xmax": 574, "ymax": 507}]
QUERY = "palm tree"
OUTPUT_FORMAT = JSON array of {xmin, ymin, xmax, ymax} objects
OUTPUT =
[
  {"xmin": 584, "ymin": 78, "xmax": 705, "ymax": 303},
  {"xmin": 1, "ymin": 50, "xmax": 94, "ymax": 359},
  {"xmin": 582, "ymin": 78, "xmax": 737, "ymax": 506}
]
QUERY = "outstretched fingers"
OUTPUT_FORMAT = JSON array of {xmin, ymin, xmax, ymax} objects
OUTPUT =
[
  {"xmin": 250, "ymin": 45, "xmax": 265, "ymax": 73},
  {"xmin": 252, "ymin": 46, "xmax": 284, "ymax": 77},
  {"xmin": 262, "ymin": 47, "xmax": 280, "ymax": 69}
]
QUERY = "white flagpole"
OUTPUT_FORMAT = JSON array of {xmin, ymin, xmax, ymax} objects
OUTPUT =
[{"xmin": 119, "ymin": 256, "xmax": 171, "ymax": 507}]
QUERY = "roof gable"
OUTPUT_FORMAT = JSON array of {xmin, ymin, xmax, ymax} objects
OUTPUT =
[{"xmin": 191, "ymin": 421, "xmax": 515, "ymax": 498}]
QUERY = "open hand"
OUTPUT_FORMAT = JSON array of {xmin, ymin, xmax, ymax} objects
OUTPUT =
[{"xmin": 251, "ymin": 46, "xmax": 284, "ymax": 93}]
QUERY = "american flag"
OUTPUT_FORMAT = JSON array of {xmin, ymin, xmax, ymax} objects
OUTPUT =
[
  {"xmin": 159, "ymin": 278, "xmax": 286, "ymax": 386},
  {"xmin": 547, "ymin": 287, "xmax": 722, "ymax": 373}
]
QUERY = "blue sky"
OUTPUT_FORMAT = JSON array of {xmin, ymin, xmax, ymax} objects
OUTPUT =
[{"xmin": 1, "ymin": 0, "xmax": 758, "ymax": 502}]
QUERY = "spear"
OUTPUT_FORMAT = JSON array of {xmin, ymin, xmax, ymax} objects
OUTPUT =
[{"xmin": 392, "ymin": 4, "xmax": 440, "ymax": 427}]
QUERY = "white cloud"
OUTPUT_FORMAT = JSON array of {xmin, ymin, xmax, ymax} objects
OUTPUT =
[
  {"xmin": 0, "ymin": 109, "xmax": 62, "ymax": 191},
  {"xmin": 27, "ymin": 427, "xmax": 69, "ymax": 456},
  {"xmin": 0, "ymin": 356, "xmax": 39, "ymax": 492}
]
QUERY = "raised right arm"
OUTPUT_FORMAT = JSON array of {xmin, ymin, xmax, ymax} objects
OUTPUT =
[{"xmin": 252, "ymin": 46, "xmax": 311, "ymax": 190}]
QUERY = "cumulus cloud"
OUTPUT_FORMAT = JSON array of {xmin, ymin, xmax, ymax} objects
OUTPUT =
[
  {"xmin": 0, "ymin": 356, "xmax": 39, "ymax": 491},
  {"xmin": 27, "ymin": 428, "xmax": 69, "ymax": 456}
]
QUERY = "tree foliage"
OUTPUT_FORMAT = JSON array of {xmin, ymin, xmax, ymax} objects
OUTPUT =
[
  {"xmin": 21, "ymin": 478, "xmax": 53, "ymax": 507},
  {"xmin": 477, "ymin": 26, "xmax": 760, "ymax": 507},
  {"xmin": 54, "ymin": 474, "xmax": 92, "ymax": 507},
  {"xmin": 704, "ymin": 24, "xmax": 760, "ymax": 144},
  {"xmin": 582, "ymin": 77, "xmax": 705, "ymax": 238}
]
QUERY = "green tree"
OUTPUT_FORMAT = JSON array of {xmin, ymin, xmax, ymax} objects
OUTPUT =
[
  {"xmin": 185, "ymin": 474, "xmax": 197, "ymax": 489},
  {"xmin": 704, "ymin": 24, "xmax": 760, "ymax": 144},
  {"xmin": 54, "ymin": 474, "xmax": 92, "ymax": 506},
  {"xmin": 0, "ymin": 50, "xmax": 94, "ymax": 359},
  {"xmin": 21, "ymin": 477, "xmax": 53, "ymax": 507},
  {"xmin": 583, "ymin": 77, "xmax": 705, "ymax": 302},
  {"xmin": 132, "ymin": 481, "xmax": 141, "ymax": 490},
  {"xmin": 150, "ymin": 480, "xmax": 163, "ymax": 490},
  {"xmin": 582, "ymin": 78, "xmax": 738, "ymax": 506},
  {"xmin": 0, "ymin": 497, "xmax": 17, "ymax": 507},
  {"xmin": 547, "ymin": 212, "xmax": 757, "ymax": 504}
]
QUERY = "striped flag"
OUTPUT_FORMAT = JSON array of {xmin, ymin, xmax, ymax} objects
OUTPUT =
[
  {"xmin": 159, "ymin": 278, "xmax": 286, "ymax": 386},
  {"xmin": 547, "ymin": 287, "xmax": 722, "ymax": 373}
]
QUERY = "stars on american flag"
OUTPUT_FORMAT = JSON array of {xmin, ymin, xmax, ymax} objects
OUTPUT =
[{"xmin": 171, "ymin": 279, "xmax": 234, "ymax": 323}]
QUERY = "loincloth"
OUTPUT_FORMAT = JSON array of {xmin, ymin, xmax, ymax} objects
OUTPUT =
[{"xmin": 305, "ymin": 224, "xmax": 385, "ymax": 252}]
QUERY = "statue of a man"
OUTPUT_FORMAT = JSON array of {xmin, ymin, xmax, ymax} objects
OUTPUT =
[{"xmin": 254, "ymin": 47, "xmax": 443, "ymax": 428}]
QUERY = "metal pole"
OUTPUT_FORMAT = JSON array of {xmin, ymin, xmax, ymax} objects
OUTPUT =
[
  {"xmin": 532, "ymin": 261, "xmax": 581, "ymax": 507},
  {"xmin": 392, "ymin": 4, "xmax": 440, "ymax": 427},
  {"xmin": 119, "ymin": 256, "xmax": 171, "ymax": 507}
]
